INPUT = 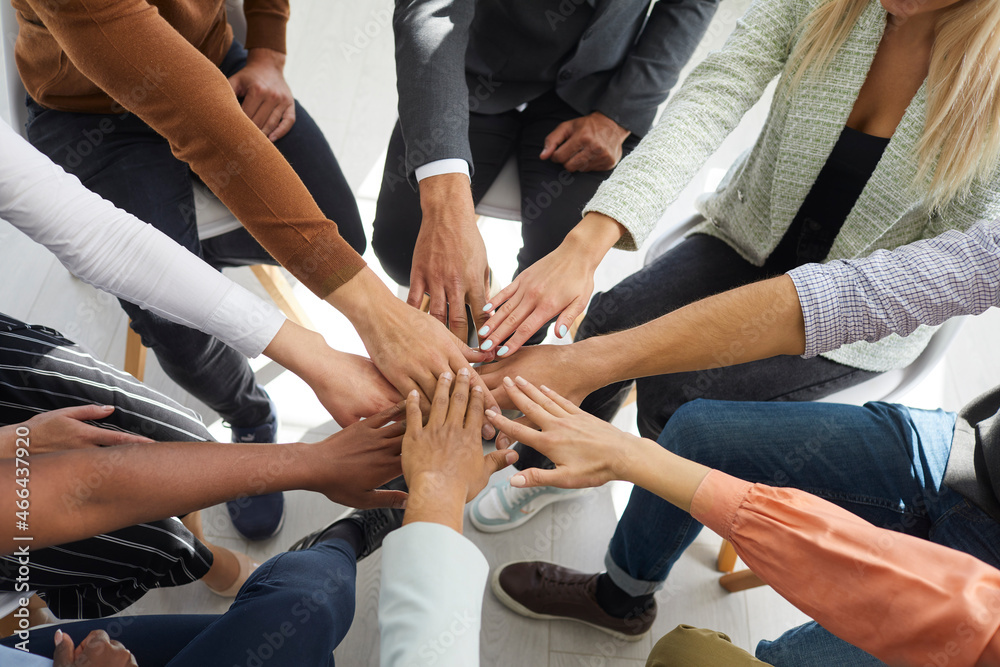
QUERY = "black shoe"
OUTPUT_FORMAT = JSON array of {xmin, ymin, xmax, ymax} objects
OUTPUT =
[{"xmin": 287, "ymin": 505, "xmax": 404, "ymax": 561}]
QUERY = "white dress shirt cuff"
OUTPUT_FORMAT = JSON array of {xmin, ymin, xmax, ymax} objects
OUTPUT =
[{"xmin": 415, "ymin": 159, "xmax": 471, "ymax": 183}]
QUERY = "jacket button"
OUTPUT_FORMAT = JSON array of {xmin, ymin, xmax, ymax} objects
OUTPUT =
[
  {"xmin": 558, "ymin": 70, "xmax": 573, "ymax": 82},
  {"xmin": 583, "ymin": 28, "xmax": 594, "ymax": 39}
]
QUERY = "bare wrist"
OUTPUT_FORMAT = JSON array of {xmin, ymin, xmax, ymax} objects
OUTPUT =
[
  {"xmin": 563, "ymin": 213, "xmax": 624, "ymax": 269},
  {"xmin": 246, "ymin": 47, "xmax": 286, "ymax": 70},
  {"xmin": 403, "ymin": 473, "xmax": 467, "ymax": 532},
  {"xmin": 611, "ymin": 436, "xmax": 660, "ymax": 485},
  {"xmin": 418, "ymin": 173, "xmax": 475, "ymax": 222}
]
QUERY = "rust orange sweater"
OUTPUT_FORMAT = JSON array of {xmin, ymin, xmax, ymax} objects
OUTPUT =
[{"xmin": 12, "ymin": 0, "xmax": 365, "ymax": 297}]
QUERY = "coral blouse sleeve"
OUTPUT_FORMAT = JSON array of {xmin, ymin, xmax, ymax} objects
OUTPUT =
[{"xmin": 691, "ymin": 470, "xmax": 1000, "ymax": 667}]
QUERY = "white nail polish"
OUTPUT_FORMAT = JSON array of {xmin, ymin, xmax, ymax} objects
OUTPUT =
[
  {"xmin": 481, "ymin": 340, "xmax": 494, "ymax": 351},
  {"xmin": 559, "ymin": 324, "xmax": 569, "ymax": 338},
  {"xmin": 497, "ymin": 346, "xmax": 509, "ymax": 356},
  {"xmin": 482, "ymin": 303, "xmax": 493, "ymax": 312},
  {"xmin": 478, "ymin": 325, "xmax": 490, "ymax": 337}
]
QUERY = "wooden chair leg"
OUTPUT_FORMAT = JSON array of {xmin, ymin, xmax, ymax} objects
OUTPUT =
[
  {"xmin": 125, "ymin": 324, "xmax": 147, "ymax": 382},
  {"xmin": 717, "ymin": 540, "xmax": 738, "ymax": 573},
  {"xmin": 250, "ymin": 264, "xmax": 315, "ymax": 330},
  {"xmin": 719, "ymin": 569, "xmax": 766, "ymax": 593}
]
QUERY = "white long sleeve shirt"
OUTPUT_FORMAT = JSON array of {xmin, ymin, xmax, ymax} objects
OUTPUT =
[
  {"xmin": 379, "ymin": 522, "xmax": 488, "ymax": 666},
  {"xmin": 0, "ymin": 120, "xmax": 285, "ymax": 358}
]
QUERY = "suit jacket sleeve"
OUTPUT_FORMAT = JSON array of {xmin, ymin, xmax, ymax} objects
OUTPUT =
[
  {"xmin": 596, "ymin": 0, "xmax": 720, "ymax": 137},
  {"xmin": 378, "ymin": 522, "xmax": 488, "ymax": 666},
  {"xmin": 393, "ymin": 0, "xmax": 477, "ymax": 184}
]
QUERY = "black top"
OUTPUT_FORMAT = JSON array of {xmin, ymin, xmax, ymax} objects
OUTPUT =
[{"xmin": 767, "ymin": 126, "xmax": 891, "ymax": 272}]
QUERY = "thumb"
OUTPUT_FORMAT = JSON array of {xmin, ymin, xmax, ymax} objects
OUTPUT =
[
  {"xmin": 58, "ymin": 404, "xmax": 115, "ymax": 422},
  {"xmin": 483, "ymin": 449, "xmax": 518, "ymax": 477},
  {"xmin": 540, "ymin": 122, "xmax": 572, "ymax": 159},
  {"xmin": 358, "ymin": 489, "xmax": 408, "ymax": 510},
  {"xmin": 509, "ymin": 467, "xmax": 563, "ymax": 489},
  {"xmin": 52, "ymin": 629, "xmax": 75, "ymax": 667},
  {"xmin": 554, "ymin": 298, "xmax": 586, "ymax": 340}
]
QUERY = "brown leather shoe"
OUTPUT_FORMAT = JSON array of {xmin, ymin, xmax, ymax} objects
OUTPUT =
[{"xmin": 491, "ymin": 561, "xmax": 656, "ymax": 641}]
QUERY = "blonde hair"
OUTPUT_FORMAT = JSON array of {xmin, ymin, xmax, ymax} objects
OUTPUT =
[{"xmin": 788, "ymin": 0, "xmax": 1000, "ymax": 210}]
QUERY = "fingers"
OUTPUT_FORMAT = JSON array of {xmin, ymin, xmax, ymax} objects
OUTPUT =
[
  {"xmin": 466, "ymin": 384, "xmax": 485, "ymax": 431},
  {"xmin": 563, "ymin": 145, "xmax": 600, "ymax": 172},
  {"xmin": 356, "ymin": 489, "xmax": 408, "ymax": 510},
  {"xmin": 429, "ymin": 371, "xmax": 454, "ymax": 427},
  {"xmin": 240, "ymin": 90, "xmax": 266, "ymax": 130},
  {"xmin": 540, "ymin": 121, "xmax": 573, "ymax": 160},
  {"xmin": 511, "ymin": 376, "xmax": 571, "ymax": 419},
  {"xmin": 404, "ymin": 390, "xmax": 422, "ymax": 438},
  {"xmin": 510, "ymin": 466, "xmax": 565, "ymax": 489},
  {"xmin": 406, "ymin": 280, "xmax": 427, "ymax": 310},
  {"xmin": 493, "ymin": 308, "xmax": 552, "ymax": 357},
  {"xmin": 499, "ymin": 376, "xmax": 557, "ymax": 427},
  {"xmin": 551, "ymin": 136, "xmax": 584, "ymax": 166},
  {"xmin": 427, "ymin": 290, "xmax": 449, "ymax": 330},
  {"xmin": 446, "ymin": 290, "xmax": 469, "ymax": 340},
  {"xmin": 469, "ymin": 277, "xmax": 490, "ymax": 332},
  {"xmin": 478, "ymin": 291, "xmax": 523, "ymax": 351},
  {"xmin": 481, "ymin": 278, "xmax": 518, "ymax": 322},
  {"xmin": 52, "ymin": 629, "xmax": 74, "ymax": 667},
  {"xmin": 470, "ymin": 371, "xmax": 500, "ymax": 439},
  {"xmin": 555, "ymin": 298, "xmax": 585, "ymax": 340},
  {"xmin": 89, "ymin": 426, "xmax": 154, "ymax": 447},
  {"xmin": 484, "ymin": 407, "xmax": 542, "ymax": 448},
  {"xmin": 366, "ymin": 400, "xmax": 407, "ymax": 429},
  {"xmin": 269, "ymin": 110, "xmax": 296, "ymax": 142},
  {"xmin": 57, "ymin": 404, "xmax": 116, "ymax": 422},
  {"xmin": 260, "ymin": 104, "xmax": 285, "ymax": 141},
  {"xmin": 449, "ymin": 368, "xmax": 472, "ymax": 426},
  {"xmin": 483, "ymin": 448, "xmax": 518, "ymax": 477},
  {"xmin": 540, "ymin": 384, "xmax": 583, "ymax": 413},
  {"xmin": 463, "ymin": 345, "xmax": 493, "ymax": 365}
]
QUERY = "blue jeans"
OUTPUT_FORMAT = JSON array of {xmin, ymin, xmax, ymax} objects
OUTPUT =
[
  {"xmin": 604, "ymin": 399, "xmax": 1000, "ymax": 666},
  {"xmin": 3, "ymin": 541, "xmax": 357, "ymax": 666},
  {"xmin": 23, "ymin": 40, "xmax": 364, "ymax": 427}
]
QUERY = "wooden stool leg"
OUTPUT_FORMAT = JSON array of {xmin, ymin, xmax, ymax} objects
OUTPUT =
[
  {"xmin": 250, "ymin": 265, "xmax": 315, "ymax": 329},
  {"xmin": 717, "ymin": 540, "xmax": 738, "ymax": 573},
  {"xmin": 125, "ymin": 324, "xmax": 147, "ymax": 382},
  {"xmin": 719, "ymin": 569, "xmax": 766, "ymax": 593}
]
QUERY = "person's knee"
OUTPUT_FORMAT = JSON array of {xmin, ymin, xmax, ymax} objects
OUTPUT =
[
  {"xmin": 371, "ymin": 213, "xmax": 416, "ymax": 287},
  {"xmin": 654, "ymin": 399, "xmax": 720, "ymax": 458},
  {"xmin": 648, "ymin": 625, "xmax": 764, "ymax": 667}
]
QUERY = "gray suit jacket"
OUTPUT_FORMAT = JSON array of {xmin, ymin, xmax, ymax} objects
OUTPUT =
[{"xmin": 393, "ymin": 0, "xmax": 719, "ymax": 180}]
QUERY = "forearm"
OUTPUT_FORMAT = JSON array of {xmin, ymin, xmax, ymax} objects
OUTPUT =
[
  {"xmin": 615, "ymin": 437, "xmax": 711, "ymax": 514},
  {"xmin": 325, "ymin": 266, "xmax": 406, "ymax": 337},
  {"xmin": 575, "ymin": 274, "xmax": 805, "ymax": 390},
  {"xmin": 559, "ymin": 212, "xmax": 626, "ymax": 271},
  {"xmin": 402, "ymin": 474, "xmax": 467, "ymax": 533},
  {"xmin": 2, "ymin": 440, "xmax": 319, "ymax": 552}
]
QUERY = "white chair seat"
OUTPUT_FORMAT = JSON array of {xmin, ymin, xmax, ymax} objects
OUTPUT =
[{"xmin": 475, "ymin": 154, "xmax": 520, "ymax": 221}]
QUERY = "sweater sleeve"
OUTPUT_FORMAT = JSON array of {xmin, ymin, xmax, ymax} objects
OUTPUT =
[
  {"xmin": 691, "ymin": 470, "xmax": 1000, "ymax": 667},
  {"xmin": 242, "ymin": 0, "xmax": 289, "ymax": 53},
  {"xmin": 583, "ymin": 0, "xmax": 801, "ymax": 250},
  {"xmin": 21, "ymin": 0, "xmax": 365, "ymax": 298},
  {"xmin": 0, "ymin": 119, "xmax": 285, "ymax": 359}
]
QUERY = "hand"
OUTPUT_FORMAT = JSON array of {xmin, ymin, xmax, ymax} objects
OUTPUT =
[
  {"xmin": 480, "ymin": 343, "xmax": 594, "ymax": 416},
  {"xmin": 228, "ymin": 48, "xmax": 296, "ymax": 141},
  {"xmin": 1, "ymin": 405, "xmax": 153, "ymax": 457},
  {"xmin": 53, "ymin": 629, "xmax": 137, "ymax": 667},
  {"xmin": 325, "ymin": 268, "xmax": 501, "ymax": 440},
  {"xmin": 403, "ymin": 370, "xmax": 516, "ymax": 500},
  {"xmin": 310, "ymin": 350, "xmax": 403, "ymax": 427},
  {"xmin": 411, "ymin": 173, "xmax": 491, "ymax": 338},
  {"xmin": 478, "ymin": 213, "xmax": 623, "ymax": 357},
  {"xmin": 401, "ymin": 370, "xmax": 517, "ymax": 531},
  {"xmin": 485, "ymin": 376, "xmax": 642, "ymax": 489},
  {"xmin": 539, "ymin": 111, "xmax": 630, "ymax": 173},
  {"xmin": 310, "ymin": 403, "xmax": 408, "ymax": 509}
]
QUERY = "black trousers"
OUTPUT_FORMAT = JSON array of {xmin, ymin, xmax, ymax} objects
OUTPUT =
[
  {"xmin": 372, "ymin": 90, "xmax": 642, "ymax": 306},
  {"xmin": 23, "ymin": 41, "xmax": 364, "ymax": 428},
  {"xmin": 0, "ymin": 313, "xmax": 214, "ymax": 618},
  {"xmin": 515, "ymin": 234, "xmax": 882, "ymax": 469}
]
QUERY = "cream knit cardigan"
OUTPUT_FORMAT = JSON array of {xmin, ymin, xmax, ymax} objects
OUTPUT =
[{"xmin": 585, "ymin": 0, "xmax": 1000, "ymax": 372}]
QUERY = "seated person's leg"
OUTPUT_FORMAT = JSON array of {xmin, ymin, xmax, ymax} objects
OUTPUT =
[
  {"xmin": 647, "ymin": 625, "xmax": 771, "ymax": 667},
  {"xmin": 755, "ymin": 621, "xmax": 888, "ymax": 667},
  {"xmin": 494, "ymin": 398, "xmax": 960, "ymax": 636},
  {"xmin": 371, "ymin": 113, "xmax": 520, "ymax": 288}
]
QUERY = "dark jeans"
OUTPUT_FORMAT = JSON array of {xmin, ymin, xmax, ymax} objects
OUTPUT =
[
  {"xmin": 514, "ymin": 233, "xmax": 881, "ymax": 469},
  {"xmin": 372, "ymin": 90, "xmax": 641, "ymax": 340},
  {"xmin": 2, "ymin": 541, "xmax": 357, "ymax": 666},
  {"xmin": 24, "ymin": 40, "xmax": 364, "ymax": 427},
  {"xmin": 606, "ymin": 399, "xmax": 999, "ymax": 666}
]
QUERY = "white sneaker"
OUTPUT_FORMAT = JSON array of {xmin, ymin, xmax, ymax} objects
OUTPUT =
[{"xmin": 469, "ymin": 469, "xmax": 588, "ymax": 533}]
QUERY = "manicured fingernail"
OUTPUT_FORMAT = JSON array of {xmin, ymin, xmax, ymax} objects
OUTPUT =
[
  {"xmin": 540, "ymin": 385, "xmax": 550, "ymax": 392},
  {"xmin": 480, "ymin": 340, "xmax": 494, "ymax": 351},
  {"xmin": 400, "ymin": 499, "xmax": 407, "ymax": 509},
  {"xmin": 409, "ymin": 390, "xmax": 419, "ymax": 398},
  {"xmin": 473, "ymin": 385, "xmax": 482, "ymax": 393},
  {"xmin": 458, "ymin": 367, "xmax": 470, "ymax": 376},
  {"xmin": 506, "ymin": 451, "xmax": 517, "ymax": 463},
  {"xmin": 485, "ymin": 409, "xmax": 497, "ymax": 418},
  {"xmin": 442, "ymin": 371, "xmax": 453, "ymax": 380},
  {"xmin": 559, "ymin": 324, "xmax": 569, "ymax": 338},
  {"xmin": 102, "ymin": 405, "xmax": 114, "ymax": 410},
  {"xmin": 511, "ymin": 475, "xmax": 526, "ymax": 487},
  {"xmin": 478, "ymin": 325, "xmax": 490, "ymax": 337},
  {"xmin": 497, "ymin": 346, "xmax": 509, "ymax": 356},
  {"xmin": 482, "ymin": 303, "xmax": 493, "ymax": 312},
  {"xmin": 515, "ymin": 376, "xmax": 527, "ymax": 386},
  {"xmin": 503, "ymin": 376, "xmax": 514, "ymax": 387},
  {"xmin": 54, "ymin": 629, "xmax": 63, "ymax": 645}
]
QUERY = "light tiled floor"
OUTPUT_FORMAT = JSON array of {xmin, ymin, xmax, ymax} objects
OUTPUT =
[{"xmin": 2, "ymin": 0, "xmax": 999, "ymax": 665}]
